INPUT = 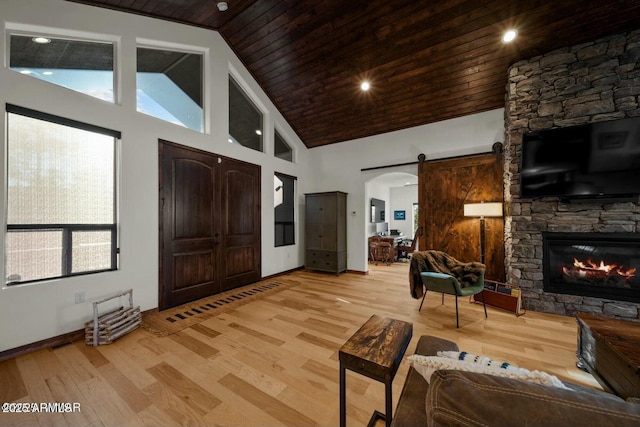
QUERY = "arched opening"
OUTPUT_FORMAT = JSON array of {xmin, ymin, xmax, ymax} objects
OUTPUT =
[{"xmin": 363, "ymin": 171, "xmax": 418, "ymax": 270}]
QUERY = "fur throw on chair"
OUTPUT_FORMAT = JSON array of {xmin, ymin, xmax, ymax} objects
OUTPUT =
[{"xmin": 409, "ymin": 250, "xmax": 485, "ymax": 299}]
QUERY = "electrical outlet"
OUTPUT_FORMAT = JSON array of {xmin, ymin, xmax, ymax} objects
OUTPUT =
[{"xmin": 74, "ymin": 292, "xmax": 85, "ymax": 304}]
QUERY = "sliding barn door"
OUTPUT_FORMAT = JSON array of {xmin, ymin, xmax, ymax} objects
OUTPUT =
[
  {"xmin": 418, "ymin": 154, "xmax": 505, "ymax": 281},
  {"xmin": 159, "ymin": 140, "xmax": 261, "ymax": 309}
]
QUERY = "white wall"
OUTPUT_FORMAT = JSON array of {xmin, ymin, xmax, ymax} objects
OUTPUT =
[
  {"xmin": 307, "ymin": 108, "xmax": 505, "ymax": 272},
  {"xmin": 390, "ymin": 185, "xmax": 418, "ymax": 238},
  {"xmin": 0, "ymin": 0, "xmax": 310, "ymax": 352}
]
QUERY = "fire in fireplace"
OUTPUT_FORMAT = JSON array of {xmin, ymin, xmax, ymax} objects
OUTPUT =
[
  {"xmin": 542, "ymin": 232, "xmax": 640, "ymax": 303},
  {"xmin": 562, "ymin": 257, "xmax": 636, "ymax": 283}
]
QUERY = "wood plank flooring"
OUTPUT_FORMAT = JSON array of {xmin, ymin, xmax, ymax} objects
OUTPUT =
[{"xmin": 0, "ymin": 263, "xmax": 602, "ymax": 426}]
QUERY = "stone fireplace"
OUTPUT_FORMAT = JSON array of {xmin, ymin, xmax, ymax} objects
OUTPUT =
[
  {"xmin": 504, "ymin": 29, "xmax": 640, "ymax": 319},
  {"xmin": 542, "ymin": 232, "xmax": 640, "ymax": 303}
]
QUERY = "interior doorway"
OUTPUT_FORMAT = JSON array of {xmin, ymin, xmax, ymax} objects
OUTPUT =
[{"xmin": 364, "ymin": 171, "xmax": 418, "ymax": 267}]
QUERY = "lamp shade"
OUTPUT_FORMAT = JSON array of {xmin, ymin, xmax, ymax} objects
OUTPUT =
[{"xmin": 464, "ymin": 202, "xmax": 503, "ymax": 218}]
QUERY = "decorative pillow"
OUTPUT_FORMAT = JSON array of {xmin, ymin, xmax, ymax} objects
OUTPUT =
[
  {"xmin": 407, "ymin": 354, "xmax": 569, "ymax": 389},
  {"xmin": 437, "ymin": 350, "xmax": 514, "ymax": 370}
]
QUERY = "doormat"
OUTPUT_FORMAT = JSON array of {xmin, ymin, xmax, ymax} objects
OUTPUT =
[{"xmin": 142, "ymin": 278, "xmax": 299, "ymax": 336}]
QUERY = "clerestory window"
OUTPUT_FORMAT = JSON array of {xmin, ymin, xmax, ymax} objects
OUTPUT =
[
  {"xmin": 275, "ymin": 129, "xmax": 293, "ymax": 162},
  {"xmin": 137, "ymin": 46, "xmax": 204, "ymax": 132},
  {"xmin": 9, "ymin": 34, "xmax": 115, "ymax": 103},
  {"xmin": 228, "ymin": 76, "xmax": 263, "ymax": 152}
]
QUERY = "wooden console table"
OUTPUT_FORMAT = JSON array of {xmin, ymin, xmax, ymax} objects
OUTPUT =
[
  {"xmin": 576, "ymin": 312, "xmax": 640, "ymax": 399},
  {"xmin": 339, "ymin": 315, "xmax": 413, "ymax": 427}
]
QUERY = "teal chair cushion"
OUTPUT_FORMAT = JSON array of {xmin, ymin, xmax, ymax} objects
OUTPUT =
[
  {"xmin": 419, "ymin": 266, "xmax": 487, "ymax": 328},
  {"xmin": 420, "ymin": 271, "xmax": 485, "ymax": 297}
]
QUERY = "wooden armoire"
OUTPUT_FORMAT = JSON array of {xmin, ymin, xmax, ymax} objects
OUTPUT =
[{"xmin": 305, "ymin": 191, "xmax": 347, "ymax": 275}]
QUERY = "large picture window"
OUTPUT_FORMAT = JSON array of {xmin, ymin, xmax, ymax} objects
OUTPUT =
[
  {"xmin": 137, "ymin": 47, "xmax": 204, "ymax": 132},
  {"xmin": 9, "ymin": 34, "xmax": 115, "ymax": 103},
  {"xmin": 5, "ymin": 105, "xmax": 119, "ymax": 284}
]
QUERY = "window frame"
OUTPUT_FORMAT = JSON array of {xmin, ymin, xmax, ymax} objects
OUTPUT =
[
  {"xmin": 274, "ymin": 127, "xmax": 294, "ymax": 162},
  {"xmin": 228, "ymin": 74, "xmax": 265, "ymax": 152},
  {"xmin": 135, "ymin": 43, "xmax": 206, "ymax": 132},
  {"xmin": 8, "ymin": 31, "xmax": 117, "ymax": 104},
  {"xmin": 5, "ymin": 104, "xmax": 120, "ymax": 285},
  {"xmin": 274, "ymin": 172, "xmax": 296, "ymax": 247}
]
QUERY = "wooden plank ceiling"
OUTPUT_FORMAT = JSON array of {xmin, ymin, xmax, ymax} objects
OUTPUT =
[{"xmin": 66, "ymin": 0, "xmax": 640, "ymax": 148}]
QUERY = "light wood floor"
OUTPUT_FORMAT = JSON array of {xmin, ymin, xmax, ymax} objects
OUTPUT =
[{"xmin": 0, "ymin": 263, "xmax": 601, "ymax": 427}]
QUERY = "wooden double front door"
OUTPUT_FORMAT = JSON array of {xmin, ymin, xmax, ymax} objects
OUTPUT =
[{"xmin": 159, "ymin": 140, "xmax": 261, "ymax": 310}]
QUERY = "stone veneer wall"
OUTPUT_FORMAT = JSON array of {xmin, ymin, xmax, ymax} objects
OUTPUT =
[{"xmin": 504, "ymin": 29, "xmax": 640, "ymax": 320}]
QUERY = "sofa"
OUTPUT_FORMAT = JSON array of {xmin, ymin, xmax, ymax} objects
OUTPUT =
[{"xmin": 391, "ymin": 335, "xmax": 640, "ymax": 427}]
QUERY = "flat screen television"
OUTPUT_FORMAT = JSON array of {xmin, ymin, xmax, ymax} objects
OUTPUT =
[
  {"xmin": 370, "ymin": 198, "xmax": 385, "ymax": 222},
  {"xmin": 520, "ymin": 116, "xmax": 640, "ymax": 199}
]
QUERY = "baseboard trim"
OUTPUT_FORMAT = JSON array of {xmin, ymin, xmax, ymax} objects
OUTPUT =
[
  {"xmin": 0, "ymin": 268, "xmax": 309, "ymax": 362},
  {"xmin": 261, "ymin": 266, "xmax": 304, "ymax": 281},
  {"xmin": 0, "ymin": 329, "xmax": 84, "ymax": 362},
  {"xmin": 0, "ymin": 307, "xmax": 156, "ymax": 362}
]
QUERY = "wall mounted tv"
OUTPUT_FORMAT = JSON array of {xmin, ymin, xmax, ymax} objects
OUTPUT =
[
  {"xmin": 370, "ymin": 198, "xmax": 385, "ymax": 223},
  {"xmin": 520, "ymin": 116, "xmax": 640, "ymax": 199}
]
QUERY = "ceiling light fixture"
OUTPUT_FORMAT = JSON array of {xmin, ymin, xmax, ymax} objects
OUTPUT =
[
  {"xmin": 502, "ymin": 29, "xmax": 517, "ymax": 43},
  {"xmin": 19, "ymin": 70, "xmax": 32, "ymax": 75},
  {"xmin": 217, "ymin": 2, "xmax": 228, "ymax": 12},
  {"xmin": 255, "ymin": 129, "xmax": 262, "ymax": 135},
  {"xmin": 360, "ymin": 81, "xmax": 370, "ymax": 91},
  {"xmin": 32, "ymin": 37, "xmax": 51, "ymax": 44}
]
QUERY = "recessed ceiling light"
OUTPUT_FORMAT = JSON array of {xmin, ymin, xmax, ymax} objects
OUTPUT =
[
  {"xmin": 42, "ymin": 71, "xmax": 53, "ymax": 76},
  {"xmin": 360, "ymin": 81, "xmax": 371, "ymax": 91},
  {"xmin": 228, "ymin": 138, "xmax": 233, "ymax": 143},
  {"xmin": 502, "ymin": 29, "xmax": 517, "ymax": 43},
  {"xmin": 19, "ymin": 70, "xmax": 32, "ymax": 75},
  {"xmin": 255, "ymin": 129, "xmax": 262, "ymax": 135},
  {"xmin": 217, "ymin": 2, "xmax": 228, "ymax": 12},
  {"xmin": 32, "ymin": 37, "xmax": 51, "ymax": 44}
]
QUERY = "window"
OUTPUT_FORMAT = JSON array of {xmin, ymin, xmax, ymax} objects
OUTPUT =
[
  {"xmin": 275, "ymin": 173, "xmax": 296, "ymax": 247},
  {"xmin": 9, "ymin": 34, "xmax": 115, "ymax": 103},
  {"xmin": 137, "ymin": 47, "xmax": 203, "ymax": 132},
  {"xmin": 275, "ymin": 129, "xmax": 293, "ymax": 162},
  {"xmin": 229, "ymin": 76, "xmax": 263, "ymax": 151},
  {"xmin": 5, "ymin": 105, "xmax": 119, "ymax": 284}
]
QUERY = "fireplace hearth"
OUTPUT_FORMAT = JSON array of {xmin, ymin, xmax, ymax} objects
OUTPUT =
[{"xmin": 543, "ymin": 232, "xmax": 640, "ymax": 303}]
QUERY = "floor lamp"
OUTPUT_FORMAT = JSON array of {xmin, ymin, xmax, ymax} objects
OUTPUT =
[{"xmin": 464, "ymin": 202, "xmax": 503, "ymax": 265}]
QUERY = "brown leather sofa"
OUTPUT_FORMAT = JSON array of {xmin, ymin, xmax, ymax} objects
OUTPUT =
[{"xmin": 391, "ymin": 335, "xmax": 640, "ymax": 427}]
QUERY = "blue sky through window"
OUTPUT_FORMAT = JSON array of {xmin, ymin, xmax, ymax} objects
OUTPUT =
[
  {"xmin": 12, "ymin": 68, "xmax": 114, "ymax": 103},
  {"xmin": 10, "ymin": 68, "xmax": 202, "ymax": 131},
  {"xmin": 137, "ymin": 72, "xmax": 202, "ymax": 131}
]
